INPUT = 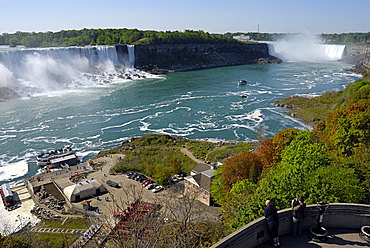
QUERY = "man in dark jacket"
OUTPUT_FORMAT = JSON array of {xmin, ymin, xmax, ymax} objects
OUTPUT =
[
  {"xmin": 264, "ymin": 200, "xmax": 280, "ymax": 247},
  {"xmin": 291, "ymin": 197, "xmax": 306, "ymax": 237}
]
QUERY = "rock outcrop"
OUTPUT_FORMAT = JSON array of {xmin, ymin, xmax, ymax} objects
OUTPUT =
[
  {"xmin": 341, "ymin": 44, "xmax": 370, "ymax": 74},
  {"xmin": 121, "ymin": 43, "xmax": 282, "ymax": 74},
  {"xmin": 0, "ymin": 87, "xmax": 19, "ymax": 102}
]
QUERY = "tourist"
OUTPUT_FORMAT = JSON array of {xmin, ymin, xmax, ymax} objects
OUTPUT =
[
  {"xmin": 264, "ymin": 200, "xmax": 280, "ymax": 247},
  {"xmin": 291, "ymin": 197, "xmax": 306, "ymax": 237}
]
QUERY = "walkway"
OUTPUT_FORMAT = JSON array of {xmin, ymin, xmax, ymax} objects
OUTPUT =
[
  {"xmin": 180, "ymin": 147, "xmax": 205, "ymax": 164},
  {"xmin": 31, "ymin": 227, "xmax": 87, "ymax": 234},
  {"xmin": 256, "ymin": 229, "xmax": 369, "ymax": 248}
]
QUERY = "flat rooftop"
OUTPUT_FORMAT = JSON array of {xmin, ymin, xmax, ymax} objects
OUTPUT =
[{"xmin": 257, "ymin": 228, "xmax": 368, "ymax": 248}]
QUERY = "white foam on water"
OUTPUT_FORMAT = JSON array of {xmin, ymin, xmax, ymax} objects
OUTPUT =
[{"xmin": 0, "ymin": 160, "xmax": 28, "ymax": 183}]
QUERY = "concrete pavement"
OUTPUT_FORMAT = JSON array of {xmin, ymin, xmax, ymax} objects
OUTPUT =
[{"xmin": 256, "ymin": 229, "xmax": 369, "ymax": 248}]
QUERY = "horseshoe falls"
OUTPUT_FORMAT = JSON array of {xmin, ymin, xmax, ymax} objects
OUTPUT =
[
  {"xmin": 267, "ymin": 34, "xmax": 346, "ymax": 62},
  {"xmin": 0, "ymin": 45, "xmax": 362, "ymax": 187}
]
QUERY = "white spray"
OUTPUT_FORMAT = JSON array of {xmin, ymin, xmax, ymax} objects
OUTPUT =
[{"xmin": 268, "ymin": 33, "xmax": 345, "ymax": 62}]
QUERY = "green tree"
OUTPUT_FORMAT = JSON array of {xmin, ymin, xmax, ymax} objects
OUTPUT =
[
  {"xmin": 316, "ymin": 101, "xmax": 370, "ymax": 156},
  {"xmin": 96, "ymin": 35, "xmax": 112, "ymax": 45},
  {"xmin": 220, "ymin": 179, "xmax": 256, "ymax": 230},
  {"xmin": 8, "ymin": 37, "xmax": 19, "ymax": 47},
  {"xmin": 225, "ymin": 130, "xmax": 364, "ymax": 229},
  {"xmin": 210, "ymin": 164, "xmax": 224, "ymax": 205}
]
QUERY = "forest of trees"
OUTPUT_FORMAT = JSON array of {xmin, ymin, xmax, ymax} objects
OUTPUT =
[
  {"xmin": 0, "ymin": 28, "xmax": 368, "ymax": 48},
  {"xmin": 0, "ymin": 29, "xmax": 239, "ymax": 48},
  {"xmin": 211, "ymin": 70, "xmax": 370, "ymax": 231}
]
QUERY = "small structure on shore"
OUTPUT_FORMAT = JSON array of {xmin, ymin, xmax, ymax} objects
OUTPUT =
[{"xmin": 63, "ymin": 179, "xmax": 106, "ymax": 202}]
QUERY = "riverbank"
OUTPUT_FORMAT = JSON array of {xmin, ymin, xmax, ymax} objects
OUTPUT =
[{"xmin": 274, "ymin": 68, "xmax": 370, "ymax": 127}]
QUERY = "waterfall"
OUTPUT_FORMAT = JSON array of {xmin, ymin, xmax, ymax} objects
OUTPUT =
[
  {"xmin": 0, "ymin": 45, "xmax": 144, "ymax": 98},
  {"xmin": 266, "ymin": 34, "xmax": 346, "ymax": 62},
  {"xmin": 268, "ymin": 43, "xmax": 345, "ymax": 62},
  {"xmin": 127, "ymin": 45, "xmax": 135, "ymax": 67}
]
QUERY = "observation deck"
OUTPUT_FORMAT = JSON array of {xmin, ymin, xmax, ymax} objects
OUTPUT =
[{"xmin": 212, "ymin": 203, "xmax": 370, "ymax": 248}]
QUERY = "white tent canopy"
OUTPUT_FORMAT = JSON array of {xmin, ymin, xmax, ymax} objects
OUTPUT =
[{"xmin": 63, "ymin": 179, "xmax": 105, "ymax": 202}]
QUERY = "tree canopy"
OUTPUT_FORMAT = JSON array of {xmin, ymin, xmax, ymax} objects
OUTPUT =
[{"xmin": 0, "ymin": 29, "xmax": 239, "ymax": 47}]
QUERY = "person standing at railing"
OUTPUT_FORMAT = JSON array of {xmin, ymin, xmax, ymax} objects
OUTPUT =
[
  {"xmin": 264, "ymin": 199, "xmax": 280, "ymax": 247},
  {"xmin": 291, "ymin": 197, "xmax": 306, "ymax": 237}
]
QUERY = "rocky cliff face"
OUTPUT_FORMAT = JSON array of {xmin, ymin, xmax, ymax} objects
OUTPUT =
[
  {"xmin": 341, "ymin": 44, "xmax": 370, "ymax": 74},
  {"xmin": 129, "ymin": 43, "xmax": 281, "ymax": 73}
]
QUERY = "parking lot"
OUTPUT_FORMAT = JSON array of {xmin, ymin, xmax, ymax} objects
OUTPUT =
[{"xmin": 67, "ymin": 155, "xmax": 187, "ymax": 218}]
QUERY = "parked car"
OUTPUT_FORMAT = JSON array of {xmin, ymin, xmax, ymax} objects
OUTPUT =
[
  {"xmin": 142, "ymin": 180, "xmax": 152, "ymax": 186},
  {"xmin": 126, "ymin": 172, "xmax": 135, "ymax": 178},
  {"xmin": 107, "ymin": 180, "xmax": 120, "ymax": 188},
  {"xmin": 128, "ymin": 172, "xmax": 138, "ymax": 179},
  {"xmin": 175, "ymin": 172, "xmax": 187, "ymax": 180},
  {"xmin": 138, "ymin": 176, "xmax": 147, "ymax": 182},
  {"xmin": 146, "ymin": 183, "xmax": 157, "ymax": 190},
  {"xmin": 152, "ymin": 185, "xmax": 163, "ymax": 193},
  {"xmin": 134, "ymin": 174, "xmax": 142, "ymax": 181},
  {"xmin": 170, "ymin": 175, "xmax": 179, "ymax": 182},
  {"xmin": 179, "ymin": 172, "xmax": 187, "ymax": 177}
]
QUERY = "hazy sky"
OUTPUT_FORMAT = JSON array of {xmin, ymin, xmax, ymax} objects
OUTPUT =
[{"xmin": 1, "ymin": 0, "xmax": 368, "ymax": 34}]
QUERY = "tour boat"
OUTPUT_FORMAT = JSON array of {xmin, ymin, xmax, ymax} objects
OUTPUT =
[
  {"xmin": 36, "ymin": 145, "xmax": 80, "ymax": 167},
  {"xmin": 238, "ymin": 80, "xmax": 247, "ymax": 85}
]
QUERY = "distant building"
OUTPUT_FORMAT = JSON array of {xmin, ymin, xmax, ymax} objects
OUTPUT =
[
  {"xmin": 233, "ymin": 35, "xmax": 251, "ymax": 41},
  {"xmin": 184, "ymin": 163, "xmax": 215, "ymax": 206}
]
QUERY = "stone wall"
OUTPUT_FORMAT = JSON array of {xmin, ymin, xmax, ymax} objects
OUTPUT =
[
  {"xmin": 121, "ymin": 43, "xmax": 281, "ymax": 73},
  {"xmin": 211, "ymin": 203, "xmax": 370, "ymax": 248}
]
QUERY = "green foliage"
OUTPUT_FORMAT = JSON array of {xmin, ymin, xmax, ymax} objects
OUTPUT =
[
  {"xmin": 317, "ymin": 101, "xmax": 370, "ymax": 156},
  {"xmin": 210, "ymin": 164, "xmax": 224, "ymax": 205},
  {"xmin": 204, "ymin": 142, "xmax": 252, "ymax": 163},
  {"xmin": 348, "ymin": 79, "xmax": 370, "ymax": 91},
  {"xmin": 8, "ymin": 37, "xmax": 19, "ymax": 47},
  {"xmin": 221, "ymin": 130, "xmax": 365, "ymax": 230},
  {"xmin": 0, "ymin": 234, "xmax": 31, "ymax": 248},
  {"xmin": 0, "ymin": 29, "xmax": 240, "ymax": 48},
  {"xmin": 219, "ymin": 179, "xmax": 256, "ymax": 230},
  {"xmin": 334, "ymin": 145, "xmax": 370, "ymax": 201},
  {"xmin": 305, "ymin": 166, "xmax": 364, "ymax": 203},
  {"xmin": 349, "ymin": 85, "xmax": 370, "ymax": 104}
]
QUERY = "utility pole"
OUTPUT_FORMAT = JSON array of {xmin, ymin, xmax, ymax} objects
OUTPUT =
[{"xmin": 258, "ymin": 24, "xmax": 260, "ymax": 33}]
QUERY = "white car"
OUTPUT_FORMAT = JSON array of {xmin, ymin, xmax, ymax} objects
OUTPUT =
[
  {"xmin": 152, "ymin": 185, "xmax": 163, "ymax": 193},
  {"xmin": 146, "ymin": 183, "xmax": 156, "ymax": 190}
]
